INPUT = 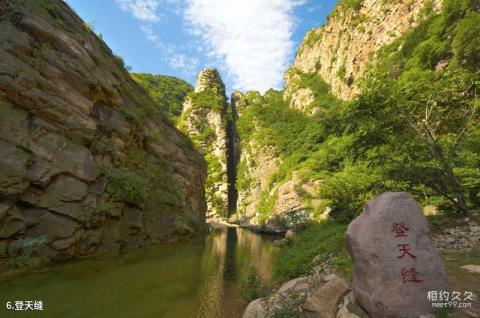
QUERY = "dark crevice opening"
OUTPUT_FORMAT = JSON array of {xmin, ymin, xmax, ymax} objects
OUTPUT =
[{"xmin": 226, "ymin": 100, "xmax": 239, "ymax": 217}]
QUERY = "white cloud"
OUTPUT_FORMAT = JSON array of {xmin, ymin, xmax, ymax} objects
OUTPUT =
[
  {"xmin": 184, "ymin": 0, "xmax": 304, "ymax": 92},
  {"xmin": 140, "ymin": 25, "xmax": 198, "ymax": 76},
  {"xmin": 140, "ymin": 25, "xmax": 160, "ymax": 42},
  {"xmin": 169, "ymin": 54, "xmax": 199, "ymax": 74},
  {"xmin": 115, "ymin": 0, "xmax": 160, "ymax": 22}
]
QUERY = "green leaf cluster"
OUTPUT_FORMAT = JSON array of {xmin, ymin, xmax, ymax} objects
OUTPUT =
[{"xmin": 103, "ymin": 167, "xmax": 150, "ymax": 209}]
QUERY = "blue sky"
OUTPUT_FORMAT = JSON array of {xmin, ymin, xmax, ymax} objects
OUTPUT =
[{"xmin": 66, "ymin": 0, "xmax": 337, "ymax": 93}]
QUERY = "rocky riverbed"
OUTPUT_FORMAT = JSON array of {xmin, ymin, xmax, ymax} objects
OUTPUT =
[{"xmin": 244, "ymin": 229, "xmax": 480, "ymax": 318}]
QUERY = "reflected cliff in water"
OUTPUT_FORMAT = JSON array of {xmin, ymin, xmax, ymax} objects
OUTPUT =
[
  {"xmin": 0, "ymin": 228, "xmax": 278, "ymax": 318},
  {"xmin": 197, "ymin": 228, "xmax": 277, "ymax": 317}
]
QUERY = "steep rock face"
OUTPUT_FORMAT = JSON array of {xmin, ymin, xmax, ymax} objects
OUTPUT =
[
  {"xmin": 233, "ymin": 92, "xmax": 278, "ymax": 225},
  {"xmin": 236, "ymin": 139, "xmax": 280, "ymax": 225},
  {"xmin": 236, "ymin": 142, "xmax": 322, "ymax": 228},
  {"xmin": 285, "ymin": 0, "xmax": 442, "ymax": 107},
  {"xmin": 180, "ymin": 69, "xmax": 230, "ymax": 217},
  {"xmin": 0, "ymin": 0, "xmax": 206, "ymax": 264},
  {"xmin": 233, "ymin": 92, "xmax": 322, "ymax": 228}
]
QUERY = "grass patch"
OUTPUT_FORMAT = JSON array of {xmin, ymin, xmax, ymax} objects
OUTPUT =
[
  {"xmin": 442, "ymin": 250, "xmax": 480, "ymax": 290},
  {"xmin": 273, "ymin": 221, "xmax": 351, "ymax": 283},
  {"xmin": 439, "ymin": 250, "xmax": 480, "ymax": 316}
]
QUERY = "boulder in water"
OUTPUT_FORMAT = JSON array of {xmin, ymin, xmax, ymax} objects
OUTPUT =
[{"xmin": 285, "ymin": 230, "xmax": 296, "ymax": 240}]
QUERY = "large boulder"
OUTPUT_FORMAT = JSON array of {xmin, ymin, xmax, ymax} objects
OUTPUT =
[
  {"xmin": 242, "ymin": 299, "xmax": 266, "ymax": 318},
  {"xmin": 336, "ymin": 306, "xmax": 361, "ymax": 318},
  {"xmin": 303, "ymin": 275, "xmax": 350, "ymax": 318},
  {"xmin": 346, "ymin": 192, "xmax": 448, "ymax": 317},
  {"xmin": 277, "ymin": 276, "xmax": 309, "ymax": 293}
]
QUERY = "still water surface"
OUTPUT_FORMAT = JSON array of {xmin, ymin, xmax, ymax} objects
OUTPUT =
[{"xmin": 0, "ymin": 228, "xmax": 278, "ymax": 318}]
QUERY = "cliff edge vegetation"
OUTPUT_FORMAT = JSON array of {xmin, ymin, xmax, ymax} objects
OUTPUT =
[
  {"xmin": 234, "ymin": 0, "xmax": 479, "ymax": 230},
  {"xmin": 131, "ymin": 73, "xmax": 193, "ymax": 123}
]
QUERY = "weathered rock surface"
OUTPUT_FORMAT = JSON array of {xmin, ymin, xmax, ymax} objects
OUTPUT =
[
  {"xmin": 0, "ymin": 0, "xmax": 206, "ymax": 266},
  {"xmin": 235, "ymin": 141, "xmax": 280, "ymax": 225},
  {"xmin": 286, "ymin": 0, "xmax": 443, "ymax": 104},
  {"xmin": 336, "ymin": 292, "xmax": 369, "ymax": 318},
  {"xmin": 336, "ymin": 307, "xmax": 360, "ymax": 318},
  {"xmin": 234, "ymin": 126, "xmax": 321, "ymax": 228},
  {"xmin": 346, "ymin": 192, "xmax": 448, "ymax": 317},
  {"xmin": 242, "ymin": 299, "xmax": 266, "ymax": 318},
  {"xmin": 285, "ymin": 229, "xmax": 296, "ymax": 241},
  {"xmin": 243, "ymin": 275, "xmax": 315, "ymax": 318},
  {"xmin": 278, "ymin": 276, "xmax": 310, "ymax": 293},
  {"xmin": 303, "ymin": 275, "xmax": 350, "ymax": 318},
  {"xmin": 290, "ymin": 88, "xmax": 315, "ymax": 113},
  {"xmin": 243, "ymin": 271, "xmax": 360, "ymax": 318}
]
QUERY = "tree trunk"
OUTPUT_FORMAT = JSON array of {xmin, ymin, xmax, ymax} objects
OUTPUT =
[{"xmin": 423, "ymin": 124, "xmax": 469, "ymax": 216}]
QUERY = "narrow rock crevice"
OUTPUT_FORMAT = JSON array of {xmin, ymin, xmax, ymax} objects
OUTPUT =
[{"xmin": 225, "ymin": 98, "xmax": 239, "ymax": 216}]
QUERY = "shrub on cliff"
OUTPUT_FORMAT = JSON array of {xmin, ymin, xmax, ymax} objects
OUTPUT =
[
  {"xmin": 102, "ymin": 167, "xmax": 150, "ymax": 209},
  {"xmin": 187, "ymin": 88, "xmax": 225, "ymax": 113},
  {"xmin": 131, "ymin": 73, "xmax": 193, "ymax": 122}
]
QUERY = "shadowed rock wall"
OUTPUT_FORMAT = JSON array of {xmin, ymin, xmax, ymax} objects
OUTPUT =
[{"xmin": 0, "ymin": 0, "xmax": 207, "ymax": 264}]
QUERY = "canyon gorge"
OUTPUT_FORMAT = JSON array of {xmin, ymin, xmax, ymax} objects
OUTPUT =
[{"xmin": 0, "ymin": 0, "xmax": 479, "ymax": 317}]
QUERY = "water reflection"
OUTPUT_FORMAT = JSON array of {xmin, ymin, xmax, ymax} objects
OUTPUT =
[
  {"xmin": 0, "ymin": 228, "xmax": 277, "ymax": 318},
  {"xmin": 197, "ymin": 228, "xmax": 277, "ymax": 317}
]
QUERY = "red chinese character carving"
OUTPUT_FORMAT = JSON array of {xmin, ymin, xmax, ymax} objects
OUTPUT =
[
  {"xmin": 401, "ymin": 267, "xmax": 423, "ymax": 283},
  {"xmin": 397, "ymin": 244, "xmax": 417, "ymax": 259},
  {"xmin": 391, "ymin": 222, "xmax": 409, "ymax": 237}
]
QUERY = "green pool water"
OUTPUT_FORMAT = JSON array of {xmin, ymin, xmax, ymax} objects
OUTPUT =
[{"xmin": 0, "ymin": 228, "xmax": 278, "ymax": 318}]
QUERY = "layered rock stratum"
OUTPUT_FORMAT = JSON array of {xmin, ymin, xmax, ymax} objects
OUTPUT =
[{"xmin": 0, "ymin": 0, "xmax": 206, "ymax": 264}]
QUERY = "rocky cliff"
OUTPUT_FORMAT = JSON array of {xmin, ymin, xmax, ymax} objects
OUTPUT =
[
  {"xmin": 233, "ymin": 91, "xmax": 324, "ymax": 229},
  {"xmin": 233, "ymin": 92, "xmax": 279, "ymax": 226},
  {"xmin": 285, "ymin": 0, "xmax": 442, "ymax": 111},
  {"xmin": 179, "ymin": 69, "xmax": 234, "ymax": 218},
  {"xmin": 233, "ymin": 0, "xmax": 458, "ymax": 229},
  {"xmin": 0, "ymin": 0, "xmax": 206, "ymax": 266}
]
